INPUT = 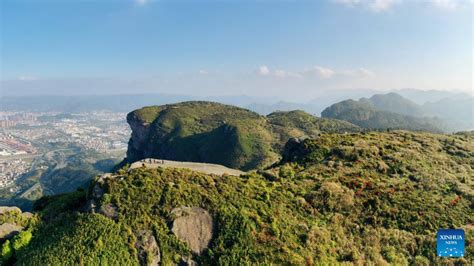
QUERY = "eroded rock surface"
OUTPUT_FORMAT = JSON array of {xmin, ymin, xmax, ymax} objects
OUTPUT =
[
  {"xmin": 135, "ymin": 230, "xmax": 161, "ymax": 266},
  {"xmin": 85, "ymin": 173, "xmax": 116, "ymax": 218},
  {"xmin": 98, "ymin": 203, "xmax": 118, "ymax": 220},
  {"xmin": 0, "ymin": 206, "xmax": 30, "ymax": 240},
  {"xmin": 171, "ymin": 207, "xmax": 213, "ymax": 255},
  {"xmin": 179, "ymin": 256, "xmax": 197, "ymax": 266},
  {"xmin": 0, "ymin": 223, "xmax": 23, "ymax": 240},
  {"xmin": 0, "ymin": 206, "xmax": 21, "ymax": 214}
]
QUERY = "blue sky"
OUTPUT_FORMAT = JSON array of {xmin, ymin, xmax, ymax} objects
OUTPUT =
[{"xmin": 0, "ymin": 0, "xmax": 472, "ymax": 99}]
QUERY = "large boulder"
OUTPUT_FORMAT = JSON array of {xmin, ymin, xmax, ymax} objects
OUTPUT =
[
  {"xmin": 85, "ymin": 173, "xmax": 115, "ymax": 216},
  {"xmin": 135, "ymin": 230, "xmax": 160, "ymax": 266},
  {"xmin": 179, "ymin": 256, "xmax": 197, "ymax": 266},
  {"xmin": 98, "ymin": 203, "xmax": 118, "ymax": 220},
  {"xmin": 171, "ymin": 207, "xmax": 213, "ymax": 255},
  {"xmin": 0, "ymin": 206, "xmax": 21, "ymax": 214},
  {"xmin": 0, "ymin": 223, "xmax": 23, "ymax": 240},
  {"xmin": 0, "ymin": 206, "xmax": 30, "ymax": 240}
]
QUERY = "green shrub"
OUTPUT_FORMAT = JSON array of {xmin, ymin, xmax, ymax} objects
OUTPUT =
[
  {"xmin": 0, "ymin": 240, "xmax": 13, "ymax": 264},
  {"xmin": 11, "ymin": 230, "xmax": 33, "ymax": 252},
  {"xmin": 279, "ymin": 164, "xmax": 295, "ymax": 179}
]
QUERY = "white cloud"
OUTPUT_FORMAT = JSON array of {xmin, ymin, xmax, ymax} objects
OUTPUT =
[
  {"xmin": 333, "ymin": 0, "xmax": 362, "ymax": 7},
  {"xmin": 17, "ymin": 76, "xmax": 37, "ymax": 81},
  {"xmin": 334, "ymin": 0, "xmax": 399, "ymax": 12},
  {"xmin": 256, "ymin": 66, "xmax": 302, "ymax": 79},
  {"xmin": 256, "ymin": 65, "xmax": 374, "ymax": 80},
  {"xmin": 135, "ymin": 0, "xmax": 148, "ymax": 6},
  {"xmin": 431, "ymin": 0, "xmax": 460, "ymax": 10},
  {"xmin": 334, "ymin": 0, "xmax": 471, "ymax": 12},
  {"xmin": 257, "ymin": 65, "xmax": 270, "ymax": 76},
  {"xmin": 274, "ymin": 69, "xmax": 303, "ymax": 79},
  {"xmin": 342, "ymin": 68, "xmax": 376, "ymax": 78},
  {"xmin": 356, "ymin": 68, "xmax": 376, "ymax": 78},
  {"xmin": 199, "ymin": 70, "xmax": 209, "ymax": 75},
  {"xmin": 369, "ymin": 0, "xmax": 398, "ymax": 12},
  {"xmin": 311, "ymin": 66, "xmax": 336, "ymax": 79}
]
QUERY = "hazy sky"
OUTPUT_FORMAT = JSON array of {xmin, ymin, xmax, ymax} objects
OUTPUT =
[{"xmin": 1, "ymin": 0, "xmax": 472, "ymax": 100}]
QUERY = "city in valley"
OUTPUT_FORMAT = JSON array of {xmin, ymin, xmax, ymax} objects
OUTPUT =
[{"xmin": 0, "ymin": 111, "xmax": 130, "ymax": 196}]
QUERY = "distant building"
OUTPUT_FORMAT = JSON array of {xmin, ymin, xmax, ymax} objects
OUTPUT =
[{"xmin": 0, "ymin": 120, "xmax": 16, "ymax": 128}]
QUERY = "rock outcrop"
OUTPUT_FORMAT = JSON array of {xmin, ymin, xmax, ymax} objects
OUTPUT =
[
  {"xmin": 135, "ymin": 230, "xmax": 161, "ymax": 266},
  {"xmin": 0, "ymin": 223, "xmax": 23, "ymax": 240},
  {"xmin": 98, "ymin": 203, "xmax": 118, "ymax": 220},
  {"xmin": 0, "ymin": 206, "xmax": 22, "ymax": 215},
  {"xmin": 179, "ymin": 256, "xmax": 197, "ymax": 266},
  {"xmin": 0, "ymin": 206, "xmax": 33, "ymax": 240},
  {"xmin": 171, "ymin": 207, "xmax": 213, "ymax": 255},
  {"xmin": 86, "ymin": 173, "xmax": 118, "ymax": 220}
]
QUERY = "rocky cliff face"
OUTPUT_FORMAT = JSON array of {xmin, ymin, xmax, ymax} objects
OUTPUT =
[
  {"xmin": 124, "ymin": 102, "xmax": 277, "ymax": 170},
  {"xmin": 126, "ymin": 112, "xmax": 153, "ymax": 162}
]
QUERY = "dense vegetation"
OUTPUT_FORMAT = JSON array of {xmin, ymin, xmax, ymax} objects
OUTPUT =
[
  {"xmin": 0, "ymin": 207, "xmax": 37, "ymax": 265},
  {"xmin": 126, "ymin": 101, "xmax": 360, "ymax": 170},
  {"xmin": 3, "ymin": 130, "xmax": 472, "ymax": 265}
]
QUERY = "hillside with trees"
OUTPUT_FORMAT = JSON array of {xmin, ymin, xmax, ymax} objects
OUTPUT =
[
  {"xmin": 1, "ymin": 130, "xmax": 472, "ymax": 265},
  {"xmin": 322, "ymin": 97, "xmax": 445, "ymax": 133}
]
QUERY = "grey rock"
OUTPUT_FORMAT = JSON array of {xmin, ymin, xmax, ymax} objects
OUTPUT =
[
  {"xmin": 85, "ymin": 175, "xmax": 109, "ymax": 213},
  {"xmin": 92, "ymin": 185, "xmax": 104, "ymax": 199},
  {"xmin": 171, "ymin": 207, "xmax": 213, "ymax": 255},
  {"xmin": 21, "ymin": 212, "xmax": 33, "ymax": 219},
  {"xmin": 179, "ymin": 256, "xmax": 197, "ymax": 266},
  {"xmin": 135, "ymin": 230, "xmax": 161, "ymax": 266},
  {"xmin": 0, "ymin": 223, "xmax": 23, "ymax": 240},
  {"xmin": 98, "ymin": 203, "xmax": 118, "ymax": 220},
  {"xmin": 0, "ymin": 206, "xmax": 21, "ymax": 215}
]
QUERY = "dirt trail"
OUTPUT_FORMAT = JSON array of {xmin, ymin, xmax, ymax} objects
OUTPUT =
[{"xmin": 129, "ymin": 158, "xmax": 245, "ymax": 176}]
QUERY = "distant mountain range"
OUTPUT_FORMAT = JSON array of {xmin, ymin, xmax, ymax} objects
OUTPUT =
[
  {"xmin": 321, "ymin": 92, "xmax": 472, "ymax": 133},
  {"xmin": 1, "ymin": 89, "xmax": 470, "ymax": 113},
  {"xmin": 2, "ymin": 89, "xmax": 471, "ymax": 132}
]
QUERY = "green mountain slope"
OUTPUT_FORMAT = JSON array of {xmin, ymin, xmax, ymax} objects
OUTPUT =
[
  {"xmin": 321, "ymin": 99, "xmax": 444, "ymax": 132},
  {"xmin": 126, "ymin": 101, "xmax": 360, "ymax": 170},
  {"xmin": 361, "ymin": 92, "xmax": 426, "ymax": 117},
  {"xmin": 423, "ymin": 97, "xmax": 474, "ymax": 130},
  {"xmin": 6, "ymin": 130, "xmax": 473, "ymax": 265}
]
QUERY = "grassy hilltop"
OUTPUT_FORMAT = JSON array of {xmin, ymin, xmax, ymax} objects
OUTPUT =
[
  {"xmin": 3, "ymin": 130, "xmax": 472, "ymax": 265},
  {"xmin": 125, "ymin": 101, "xmax": 360, "ymax": 170}
]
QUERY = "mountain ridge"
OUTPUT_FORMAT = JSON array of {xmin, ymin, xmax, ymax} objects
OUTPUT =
[{"xmin": 321, "ymin": 94, "xmax": 446, "ymax": 132}]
